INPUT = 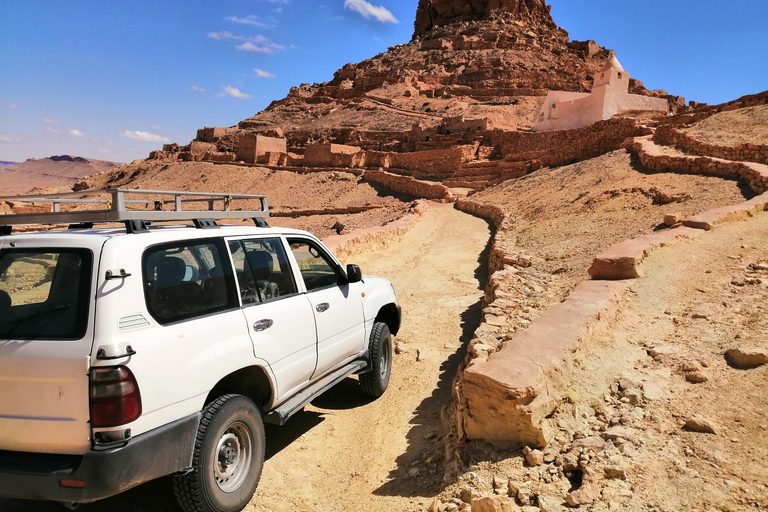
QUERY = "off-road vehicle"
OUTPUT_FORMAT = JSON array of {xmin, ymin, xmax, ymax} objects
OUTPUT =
[{"xmin": 0, "ymin": 189, "xmax": 400, "ymax": 512}]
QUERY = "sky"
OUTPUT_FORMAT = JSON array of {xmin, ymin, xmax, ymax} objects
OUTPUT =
[{"xmin": 1, "ymin": 0, "xmax": 766, "ymax": 164}]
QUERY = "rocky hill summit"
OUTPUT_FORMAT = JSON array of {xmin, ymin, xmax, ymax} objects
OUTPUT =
[{"xmin": 413, "ymin": 0, "xmax": 551, "ymax": 37}]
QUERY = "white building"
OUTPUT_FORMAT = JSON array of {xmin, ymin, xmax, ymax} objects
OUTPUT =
[{"xmin": 532, "ymin": 53, "xmax": 668, "ymax": 132}]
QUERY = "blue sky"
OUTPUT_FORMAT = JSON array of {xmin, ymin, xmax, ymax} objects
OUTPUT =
[{"xmin": 1, "ymin": 0, "xmax": 766, "ymax": 164}]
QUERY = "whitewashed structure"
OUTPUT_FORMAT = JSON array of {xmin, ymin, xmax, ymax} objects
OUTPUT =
[{"xmin": 532, "ymin": 53, "xmax": 668, "ymax": 132}]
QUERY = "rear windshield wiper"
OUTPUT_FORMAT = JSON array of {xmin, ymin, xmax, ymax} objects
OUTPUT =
[{"xmin": 3, "ymin": 303, "xmax": 72, "ymax": 324}]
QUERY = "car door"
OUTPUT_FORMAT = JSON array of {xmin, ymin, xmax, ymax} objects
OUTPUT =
[
  {"xmin": 229, "ymin": 236, "xmax": 318, "ymax": 402},
  {"xmin": 287, "ymin": 237, "xmax": 366, "ymax": 379}
]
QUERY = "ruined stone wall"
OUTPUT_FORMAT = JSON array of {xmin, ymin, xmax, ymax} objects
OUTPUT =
[
  {"xmin": 654, "ymin": 125, "xmax": 768, "ymax": 165},
  {"xmin": 390, "ymin": 147, "xmax": 466, "ymax": 177},
  {"xmin": 197, "ymin": 127, "xmax": 236, "ymax": 143},
  {"xmin": 363, "ymin": 169, "xmax": 451, "ymax": 200},
  {"xmin": 235, "ymin": 134, "xmax": 287, "ymax": 163},
  {"xmin": 632, "ymin": 137, "xmax": 768, "ymax": 194},
  {"xmin": 189, "ymin": 141, "xmax": 217, "ymax": 155},
  {"xmin": 304, "ymin": 144, "xmax": 362, "ymax": 167},
  {"xmin": 494, "ymin": 118, "xmax": 649, "ymax": 166}
]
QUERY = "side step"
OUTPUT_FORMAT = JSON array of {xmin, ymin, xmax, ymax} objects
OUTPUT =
[{"xmin": 264, "ymin": 360, "xmax": 367, "ymax": 425}]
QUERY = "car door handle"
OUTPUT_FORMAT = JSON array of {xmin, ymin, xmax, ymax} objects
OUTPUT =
[
  {"xmin": 315, "ymin": 302, "xmax": 330, "ymax": 313},
  {"xmin": 253, "ymin": 319, "xmax": 274, "ymax": 332}
]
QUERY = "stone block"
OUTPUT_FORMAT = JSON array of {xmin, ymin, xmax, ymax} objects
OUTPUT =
[
  {"xmin": 588, "ymin": 226, "xmax": 704, "ymax": 279},
  {"xmin": 683, "ymin": 192, "xmax": 768, "ymax": 230},
  {"xmin": 458, "ymin": 280, "xmax": 629, "ymax": 449}
]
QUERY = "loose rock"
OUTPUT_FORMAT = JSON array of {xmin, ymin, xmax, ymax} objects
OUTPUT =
[
  {"xmin": 725, "ymin": 347, "xmax": 768, "ymax": 368},
  {"xmin": 684, "ymin": 415, "xmax": 719, "ymax": 434}
]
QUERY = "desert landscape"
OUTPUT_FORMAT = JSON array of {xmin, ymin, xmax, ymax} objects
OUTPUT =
[{"xmin": 1, "ymin": 0, "xmax": 767, "ymax": 511}]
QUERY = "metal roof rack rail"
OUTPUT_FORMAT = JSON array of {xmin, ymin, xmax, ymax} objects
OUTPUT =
[{"xmin": 0, "ymin": 188, "xmax": 269, "ymax": 233}]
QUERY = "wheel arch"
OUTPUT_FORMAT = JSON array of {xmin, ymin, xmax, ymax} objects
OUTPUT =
[
  {"xmin": 204, "ymin": 365, "xmax": 274, "ymax": 410},
  {"xmin": 375, "ymin": 303, "xmax": 401, "ymax": 336}
]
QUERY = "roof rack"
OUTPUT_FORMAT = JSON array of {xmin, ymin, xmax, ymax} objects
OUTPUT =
[{"xmin": 0, "ymin": 189, "xmax": 269, "ymax": 234}]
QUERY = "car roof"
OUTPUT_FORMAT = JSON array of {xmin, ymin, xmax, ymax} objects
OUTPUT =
[{"xmin": 0, "ymin": 223, "xmax": 316, "ymax": 246}]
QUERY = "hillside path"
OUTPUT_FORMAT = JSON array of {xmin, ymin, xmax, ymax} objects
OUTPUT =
[{"xmin": 247, "ymin": 202, "xmax": 491, "ymax": 512}]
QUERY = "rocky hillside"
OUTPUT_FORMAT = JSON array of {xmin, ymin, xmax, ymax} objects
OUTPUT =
[
  {"xmin": 223, "ymin": 0, "xmax": 679, "ymax": 149},
  {"xmin": 0, "ymin": 155, "xmax": 120, "ymax": 195}
]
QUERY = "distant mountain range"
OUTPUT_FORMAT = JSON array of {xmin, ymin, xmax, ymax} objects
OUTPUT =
[{"xmin": 0, "ymin": 155, "xmax": 121, "ymax": 195}]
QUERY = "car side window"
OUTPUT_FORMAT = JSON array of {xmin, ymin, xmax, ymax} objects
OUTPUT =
[
  {"xmin": 288, "ymin": 239, "xmax": 341, "ymax": 291},
  {"xmin": 143, "ymin": 238, "xmax": 238, "ymax": 324},
  {"xmin": 229, "ymin": 237, "xmax": 297, "ymax": 305}
]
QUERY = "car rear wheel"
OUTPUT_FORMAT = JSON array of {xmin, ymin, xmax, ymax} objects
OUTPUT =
[
  {"xmin": 360, "ymin": 322, "xmax": 392, "ymax": 397},
  {"xmin": 173, "ymin": 394, "xmax": 265, "ymax": 512}
]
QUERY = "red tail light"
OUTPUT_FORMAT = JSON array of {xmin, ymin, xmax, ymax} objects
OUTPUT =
[{"xmin": 89, "ymin": 366, "xmax": 142, "ymax": 427}]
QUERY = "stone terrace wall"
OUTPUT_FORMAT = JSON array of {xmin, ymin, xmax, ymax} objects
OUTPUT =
[
  {"xmin": 390, "ymin": 147, "xmax": 467, "ymax": 177},
  {"xmin": 493, "ymin": 118, "xmax": 650, "ymax": 167},
  {"xmin": 654, "ymin": 125, "xmax": 768, "ymax": 165},
  {"xmin": 363, "ymin": 169, "xmax": 451, "ymax": 200},
  {"xmin": 632, "ymin": 136, "xmax": 768, "ymax": 194}
]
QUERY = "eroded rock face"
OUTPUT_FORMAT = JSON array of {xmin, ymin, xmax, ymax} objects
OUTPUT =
[{"xmin": 414, "ymin": 0, "xmax": 552, "ymax": 38}]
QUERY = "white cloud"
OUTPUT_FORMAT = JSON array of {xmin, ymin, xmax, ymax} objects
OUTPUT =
[
  {"xmin": 119, "ymin": 130, "xmax": 172, "ymax": 143},
  {"xmin": 236, "ymin": 37, "xmax": 285, "ymax": 53},
  {"xmin": 46, "ymin": 127, "xmax": 85, "ymax": 137},
  {"xmin": 189, "ymin": 85, "xmax": 207, "ymax": 93},
  {"xmin": 254, "ymin": 68, "xmax": 276, "ymax": 78},
  {"xmin": 0, "ymin": 131, "xmax": 26, "ymax": 143},
  {"xmin": 208, "ymin": 31, "xmax": 241, "ymax": 41},
  {"xmin": 43, "ymin": 117, "xmax": 62, "ymax": 124},
  {"xmin": 209, "ymin": 31, "xmax": 285, "ymax": 53},
  {"xmin": 228, "ymin": 15, "xmax": 270, "ymax": 28},
  {"xmin": 216, "ymin": 85, "xmax": 253, "ymax": 99},
  {"xmin": 8, "ymin": 103, "xmax": 19, "ymax": 109},
  {"xmin": 344, "ymin": 0, "xmax": 398, "ymax": 23}
]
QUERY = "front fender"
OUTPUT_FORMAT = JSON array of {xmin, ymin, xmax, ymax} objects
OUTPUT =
[{"xmin": 361, "ymin": 276, "xmax": 401, "ymax": 335}]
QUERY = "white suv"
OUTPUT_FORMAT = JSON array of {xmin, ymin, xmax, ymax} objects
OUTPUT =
[{"xmin": 0, "ymin": 189, "xmax": 400, "ymax": 512}]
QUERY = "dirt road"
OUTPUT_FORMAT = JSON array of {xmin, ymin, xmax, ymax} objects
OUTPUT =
[{"xmin": 0, "ymin": 203, "xmax": 491, "ymax": 512}]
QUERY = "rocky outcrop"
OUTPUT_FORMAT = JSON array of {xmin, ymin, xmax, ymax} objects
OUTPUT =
[{"xmin": 413, "ymin": 0, "xmax": 552, "ymax": 38}]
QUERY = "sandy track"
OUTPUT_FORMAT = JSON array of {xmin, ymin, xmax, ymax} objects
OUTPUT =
[{"xmin": 0, "ymin": 203, "xmax": 491, "ymax": 512}]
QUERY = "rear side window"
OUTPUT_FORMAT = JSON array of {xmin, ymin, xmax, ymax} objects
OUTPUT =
[
  {"xmin": 0, "ymin": 249, "xmax": 93, "ymax": 340},
  {"xmin": 143, "ymin": 238, "xmax": 238, "ymax": 324}
]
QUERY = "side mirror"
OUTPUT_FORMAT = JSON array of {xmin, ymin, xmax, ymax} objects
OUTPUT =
[{"xmin": 346, "ymin": 264, "xmax": 362, "ymax": 283}]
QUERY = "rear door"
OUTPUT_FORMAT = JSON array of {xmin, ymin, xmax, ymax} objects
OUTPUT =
[{"xmin": 0, "ymin": 239, "xmax": 100, "ymax": 454}]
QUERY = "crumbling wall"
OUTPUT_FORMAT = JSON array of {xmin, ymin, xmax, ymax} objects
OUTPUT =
[
  {"xmin": 494, "ymin": 118, "xmax": 649, "ymax": 166},
  {"xmin": 304, "ymin": 144, "xmax": 362, "ymax": 167},
  {"xmin": 390, "ymin": 147, "xmax": 466, "ymax": 177},
  {"xmin": 236, "ymin": 135, "xmax": 287, "ymax": 163},
  {"xmin": 197, "ymin": 127, "xmax": 236, "ymax": 143},
  {"xmin": 633, "ymin": 136, "xmax": 768, "ymax": 194},
  {"xmin": 654, "ymin": 125, "xmax": 768, "ymax": 165},
  {"xmin": 363, "ymin": 169, "xmax": 451, "ymax": 200}
]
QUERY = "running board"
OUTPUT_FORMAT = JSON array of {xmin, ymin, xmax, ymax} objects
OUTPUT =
[{"xmin": 264, "ymin": 360, "xmax": 367, "ymax": 425}]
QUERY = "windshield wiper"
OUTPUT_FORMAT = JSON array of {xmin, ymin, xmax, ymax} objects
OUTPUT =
[{"xmin": 1, "ymin": 304, "xmax": 72, "ymax": 337}]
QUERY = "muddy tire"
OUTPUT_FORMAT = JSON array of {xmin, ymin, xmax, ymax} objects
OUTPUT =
[{"xmin": 173, "ymin": 394, "xmax": 265, "ymax": 512}]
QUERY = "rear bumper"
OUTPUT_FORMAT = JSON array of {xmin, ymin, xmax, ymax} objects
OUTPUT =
[{"xmin": 0, "ymin": 412, "xmax": 200, "ymax": 504}]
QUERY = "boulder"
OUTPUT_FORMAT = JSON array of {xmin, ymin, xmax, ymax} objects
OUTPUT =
[{"xmin": 725, "ymin": 347, "xmax": 768, "ymax": 368}]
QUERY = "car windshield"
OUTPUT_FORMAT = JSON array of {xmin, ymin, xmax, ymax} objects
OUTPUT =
[{"xmin": 0, "ymin": 248, "xmax": 93, "ymax": 340}]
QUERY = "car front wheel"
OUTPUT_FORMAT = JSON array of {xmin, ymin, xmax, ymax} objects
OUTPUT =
[
  {"xmin": 173, "ymin": 394, "xmax": 265, "ymax": 512},
  {"xmin": 360, "ymin": 322, "xmax": 392, "ymax": 397}
]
